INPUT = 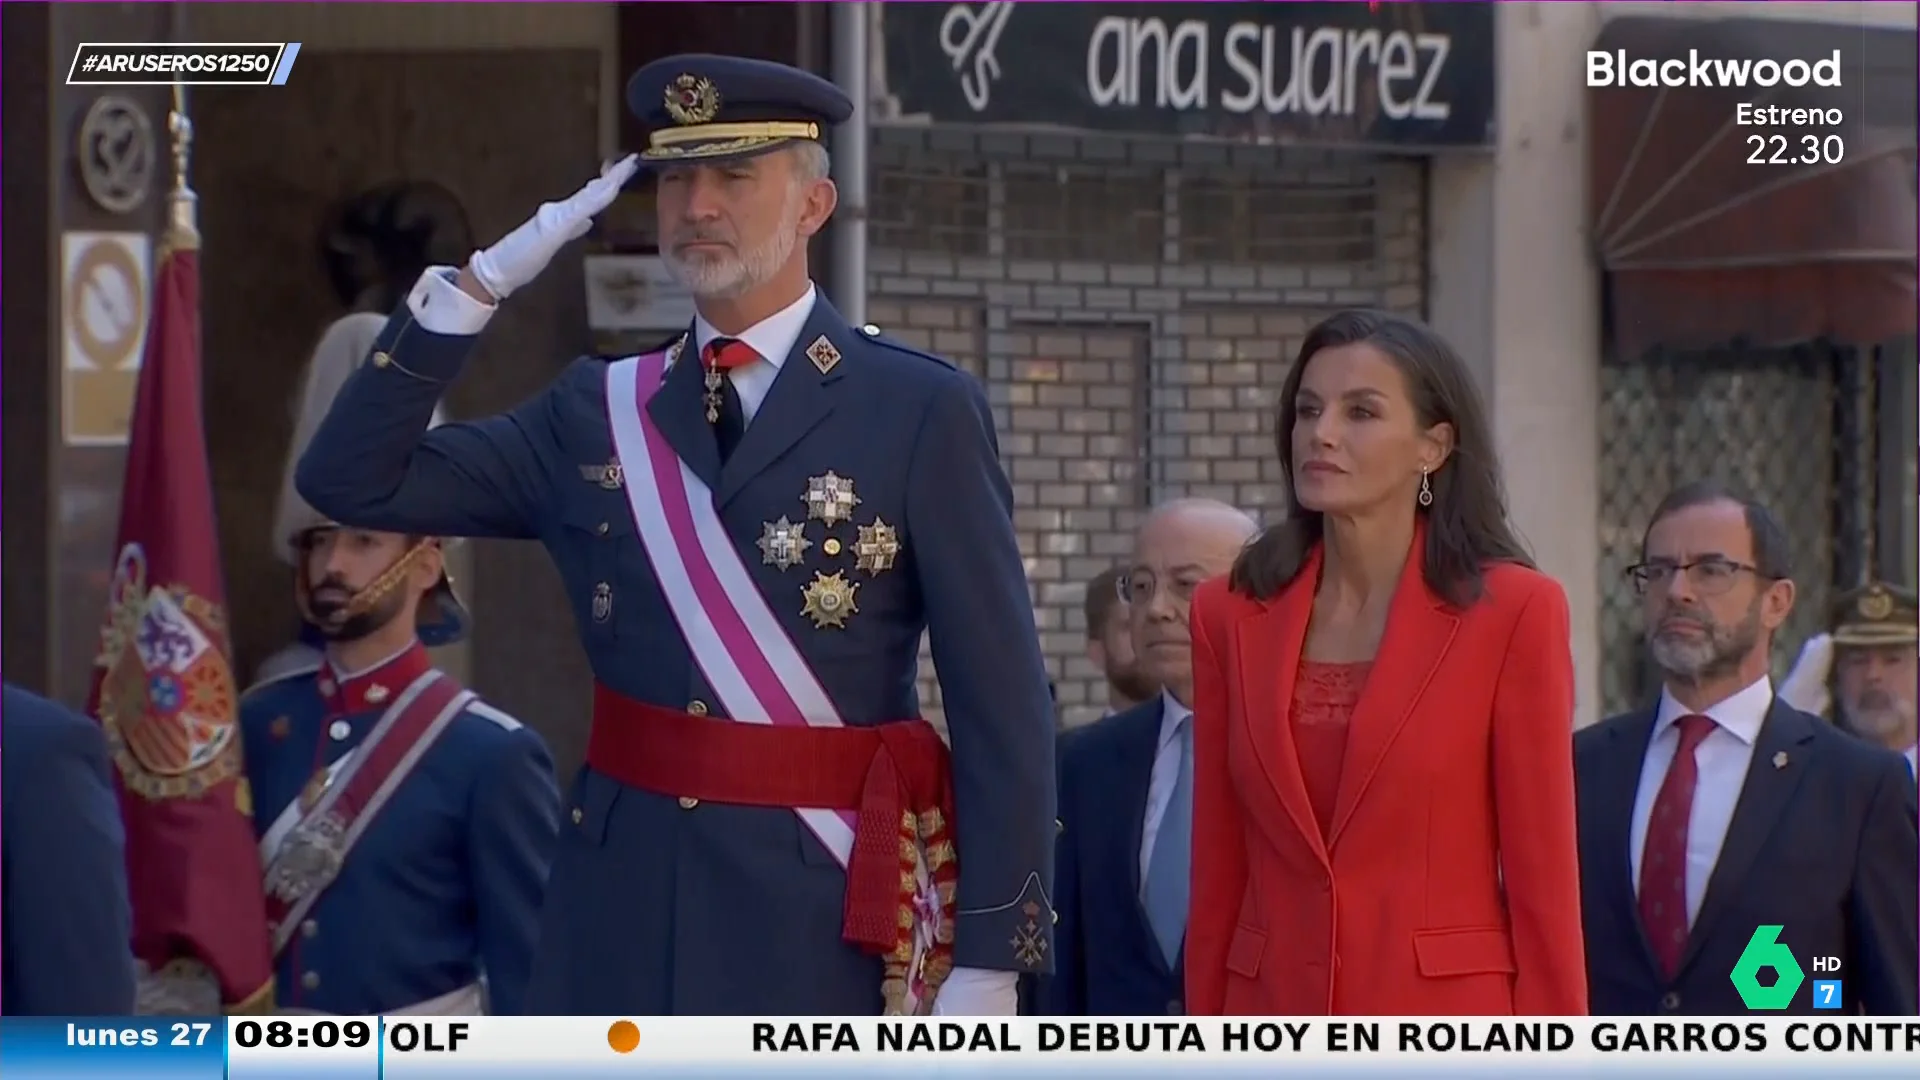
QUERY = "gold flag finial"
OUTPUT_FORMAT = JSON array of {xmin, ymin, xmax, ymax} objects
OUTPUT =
[{"xmin": 165, "ymin": 83, "xmax": 200, "ymax": 253}]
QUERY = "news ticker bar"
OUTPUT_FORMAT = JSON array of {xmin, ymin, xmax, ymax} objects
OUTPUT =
[
  {"xmin": 66, "ymin": 43, "xmax": 302, "ymax": 86},
  {"xmin": 2, "ymin": 1017, "xmax": 1918, "ymax": 1079}
]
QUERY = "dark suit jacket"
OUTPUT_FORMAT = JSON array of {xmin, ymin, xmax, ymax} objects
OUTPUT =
[
  {"xmin": 1, "ymin": 684, "xmax": 137, "ymax": 1015},
  {"xmin": 1043, "ymin": 699, "xmax": 1185, "ymax": 1015},
  {"xmin": 1576, "ymin": 697, "xmax": 1918, "ymax": 1015}
]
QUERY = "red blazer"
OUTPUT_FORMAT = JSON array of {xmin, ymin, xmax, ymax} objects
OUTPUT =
[{"xmin": 1186, "ymin": 542, "xmax": 1587, "ymax": 1016}]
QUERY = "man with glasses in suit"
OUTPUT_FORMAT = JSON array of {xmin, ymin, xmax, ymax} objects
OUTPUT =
[
  {"xmin": 1575, "ymin": 481, "xmax": 1917, "ymax": 1015},
  {"xmin": 1046, "ymin": 500, "xmax": 1255, "ymax": 1015}
]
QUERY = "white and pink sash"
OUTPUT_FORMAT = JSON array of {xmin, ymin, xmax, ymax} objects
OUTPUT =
[{"xmin": 603, "ymin": 343, "xmax": 947, "ymax": 1014}]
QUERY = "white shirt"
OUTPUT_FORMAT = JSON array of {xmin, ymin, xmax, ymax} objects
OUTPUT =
[
  {"xmin": 1629, "ymin": 675, "xmax": 1774, "ymax": 928},
  {"xmin": 691, "ymin": 286, "xmax": 813, "ymax": 423},
  {"xmin": 1904, "ymin": 745, "xmax": 1916, "ymax": 777},
  {"xmin": 1139, "ymin": 691, "xmax": 1193, "ymax": 890}
]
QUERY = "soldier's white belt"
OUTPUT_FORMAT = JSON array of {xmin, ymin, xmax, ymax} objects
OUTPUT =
[{"xmin": 277, "ymin": 981, "xmax": 483, "ymax": 1016}]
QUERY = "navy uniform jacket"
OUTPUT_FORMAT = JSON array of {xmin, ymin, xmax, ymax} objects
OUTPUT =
[
  {"xmin": 240, "ymin": 645, "xmax": 560, "ymax": 1015},
  {"xmin": 1576, "ymin": 698, "xmax": 1918, "ymax": 1015},
  {"xmin": 295, "ymin": 274, "xmax": 1056, "ymax": 1014},
  {"xmin": 1046, "ymin": 700, "xmax": 1185, "ymax": 1015},
  {"xmin": 1, "ymin": 683, "xmax": 137, "ymax": 1015}
]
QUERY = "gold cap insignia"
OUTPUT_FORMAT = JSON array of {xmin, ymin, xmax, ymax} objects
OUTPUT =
[
  {"xmin": 664, "ymin": 74, "xmax": 721, "ymax": 126},
  {"xmin": 804, "ymin": 471, "xmax": 861, "ymax": 527},
  {"xmin": 800, "ymin": 571, "xmax": 859, "ymax": 629},
  {"xmin": 757, "ymin": 516, "xmax": 812, "ymax": 572},
  {"xmin": 1858, "ymin": 586, "xmax": 1895, "ymax": 621},
  {"xmin": 806, "ymin": 335, "xmax": 841, "ymax": 375},
  {"xmin": 855, "ymin": 517, "xmax": 902, "ymax": 574}
]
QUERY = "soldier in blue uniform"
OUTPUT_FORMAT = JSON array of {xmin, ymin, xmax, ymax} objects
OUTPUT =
[
  {"xmin": 240, "ymin": 509, "xmax": 561, "ymax": 1016},
  {"xmin": 295, "ymin": 54, "xmax": 1056, "ymax": 1015},
  {"xmin": 1, "ymin": 683, "xmax": 138, "ymax": 1015}
]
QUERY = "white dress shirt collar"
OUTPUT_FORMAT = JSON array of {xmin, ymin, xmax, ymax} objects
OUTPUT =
[
  {"xmin": 692, "ymin": 283, "xmax": 816, "ymax": 371},
  {"xmin": 1655, "ymin": 674, "xmax": 1774, "ymax": 746}
]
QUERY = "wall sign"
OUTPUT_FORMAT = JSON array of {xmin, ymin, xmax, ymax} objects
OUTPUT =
[
  {"xmin": 62, "ymin": 231, "xmax": 152, "ymax": 447},
  {"xmin": 76, "ymin": 95, "xmax": 156, "ymax": 215},
  {"xmin": 584, "ymin": 254, "xmax": 695, "ymax": 333},
  {"xmin": 876, "ymin": 2, "xmax": 1495, "ymax": 150}
]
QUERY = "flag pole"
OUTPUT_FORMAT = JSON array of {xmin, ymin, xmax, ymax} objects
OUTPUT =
[{"xmin": 165, "ymin": 84, "xmax": 200, "ymax": 254}]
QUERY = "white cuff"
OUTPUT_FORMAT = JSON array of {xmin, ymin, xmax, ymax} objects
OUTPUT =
[
  {"xmin": 407, "ymin": 267, "xmax": 496, "ymax": 337},
  {"xmin": 930, "ymin": 967, "xmax": 1018, "ymax": 1016}
]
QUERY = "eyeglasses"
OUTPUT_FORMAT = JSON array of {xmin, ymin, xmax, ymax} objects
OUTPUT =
[
  {"xmin": 1625, "ymin": 557, "xmax": 1763, "ymax": 597},
  {"xmin": 1115, "ymin": 570, "xmax": 1200, "ymax": 607}
]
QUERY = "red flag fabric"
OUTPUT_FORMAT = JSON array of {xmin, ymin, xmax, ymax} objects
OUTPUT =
[{"xmin": 86, "ymin": 241, "xmax": 275, "ymax": 1012}]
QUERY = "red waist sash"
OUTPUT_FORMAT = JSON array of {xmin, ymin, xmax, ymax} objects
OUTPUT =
[{"xmin": 588, "ymin": 683, "xmax": 957, "ymax": 956}]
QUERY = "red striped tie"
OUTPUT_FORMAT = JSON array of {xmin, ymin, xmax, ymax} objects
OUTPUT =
[{"xmin": 1638, "ymin": 713, "xmax": 1717, "ymax": 978}]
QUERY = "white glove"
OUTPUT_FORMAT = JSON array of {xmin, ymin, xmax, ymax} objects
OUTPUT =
[
  {"xmin": 930, "ymin": 967, "xmax": 1018, "ymax": 1015},
  {"xmin": 469, "ymin": 154, "xmax": 640, "ymax": 302},
  {"xmin": 1778, "ymin": 632, "xmax": 1834, "ymax": 717}
]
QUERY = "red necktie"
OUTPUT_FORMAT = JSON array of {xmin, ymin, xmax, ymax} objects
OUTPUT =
[
  {"xmin": 1638, "ymin": 713, "xmax": 1717, "ymax": 978},
  {"xmin": 702, "ymin": 338, "xmax": 760, "ymax": 371}
]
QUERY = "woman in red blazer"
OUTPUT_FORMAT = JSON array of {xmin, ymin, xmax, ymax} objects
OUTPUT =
[{"xmin": 1186, "ymin": 310, "xmax": 1586, "ymax": 1017}]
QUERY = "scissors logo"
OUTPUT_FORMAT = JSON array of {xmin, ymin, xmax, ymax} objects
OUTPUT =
[{"xmin": 938, "ymin": 2, "xmax": 1016, "ymax": 112}]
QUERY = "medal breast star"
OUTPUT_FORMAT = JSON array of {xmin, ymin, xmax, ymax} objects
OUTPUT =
[
  {"xmin": 854, "ymin": 518, "xmax": 902, "ymax": 574},
  {"xmin": 800, "ymin": 571, "xmax": 860, "ymax": 630},
  {"xmin": 757, "ymin": 517, "xmax": 812, "ymax": 571},
  {"xmin": 804, "ymin": 472, "xmax": 861, "ymax": 526}
]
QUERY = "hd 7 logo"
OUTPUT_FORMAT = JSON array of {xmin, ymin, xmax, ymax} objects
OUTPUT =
[{"xmin": 1731, "ymin": 926, "xmax": 1842, "ymax": 1009}]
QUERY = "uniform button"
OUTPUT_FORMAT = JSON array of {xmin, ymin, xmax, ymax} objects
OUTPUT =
[
  {"xmin": 1051, "ymin": 910, "xmax": 1060, "ymax": 925},
  {"xmin": 687, "ymin": 700, "xmax": 709, "ymax": 716},
  {"xmin": 300, "ymin": 920, "xmax": 319, "ymax": 939},
  {"xmin": 371, "ymin": 351, "xmax": 392, "ymax": 368},
  {"xmin": 301, "ymin": 971, "xmax": 320, "ymax": 990},
  {"xmin": 1660, "ymin": 991, "xmax": 1681, "ymax": 1011},
  {"xmin": 823, "ymin": 538, "xmax": 842, "ymax": 556},
  {"xmin": 328, "ymin": 720, "xmax": 351, "ymax": 742},
  {"xmin": 678, "ymin": 796, "xmax": 700, "ymax": 810},
  {"xmin": 570, "ymin": 807, "xmax": 584, "ymax": 825},
  {"xmin": 595, "ymin": 521, "xmax": 610, "ymax": 536}
]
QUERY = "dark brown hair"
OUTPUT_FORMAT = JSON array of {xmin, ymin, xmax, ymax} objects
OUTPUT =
[{"xmin": 1227, "ymin": 309, "xmax": 1532, "ymax": 608}]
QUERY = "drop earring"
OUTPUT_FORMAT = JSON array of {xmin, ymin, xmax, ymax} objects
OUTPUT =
[{"xmin": 1417, "ymin": 468, "xmax": 1433, "ymax": 508}]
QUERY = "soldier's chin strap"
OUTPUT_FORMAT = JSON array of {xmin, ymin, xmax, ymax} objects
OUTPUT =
[{"xmin": 295, "ymin": 537, "xmax": 438, "ymax": 634}]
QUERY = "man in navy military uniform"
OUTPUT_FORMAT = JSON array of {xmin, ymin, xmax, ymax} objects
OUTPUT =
[
  {"xmin": 295, "ymin": 54, "xmax": 1056, "ymax": 1015},
  {"xmin": 240, "ymin": 513, "xmax": 560, "ymax": 1016},
  {"xmin": 1, "ymin": 684, "xmax": 138, "ymax": 1015}
]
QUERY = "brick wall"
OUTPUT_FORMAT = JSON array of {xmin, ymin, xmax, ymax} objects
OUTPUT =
[{"xmin": 863, "ymin": 129, "xmax": 1427, "ymax": 731}]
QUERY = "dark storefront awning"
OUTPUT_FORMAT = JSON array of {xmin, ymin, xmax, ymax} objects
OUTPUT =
[{"xmin": 1588, "ymin": 16, "xmax": 1917, "ymax": 355}]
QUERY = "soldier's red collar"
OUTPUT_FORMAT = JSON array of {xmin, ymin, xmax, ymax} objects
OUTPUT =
[{"xmin": 316, "ymin": 641, "xmax": 432, "ymax": 715}]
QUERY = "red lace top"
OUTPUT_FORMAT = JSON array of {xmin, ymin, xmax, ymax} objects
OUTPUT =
[{"xmin": 1292, "ymin": 660, "xmax": 1372, "ymax": 839}]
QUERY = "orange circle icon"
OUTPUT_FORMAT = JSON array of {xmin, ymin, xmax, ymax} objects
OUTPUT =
[{"xmin": 607, "ymin": 1019, "xmax": 641, "ymax": 1054}]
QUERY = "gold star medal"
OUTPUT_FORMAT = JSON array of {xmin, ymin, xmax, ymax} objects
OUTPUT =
[{"xmin": 800, "ymin": 571, "xmax": 859, "ymax": 629}]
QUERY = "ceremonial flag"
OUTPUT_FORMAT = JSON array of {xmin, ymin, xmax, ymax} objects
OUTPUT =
[{"xmin": 85, "ymin": 100, "xmax": 275, "ymax": 1014}]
